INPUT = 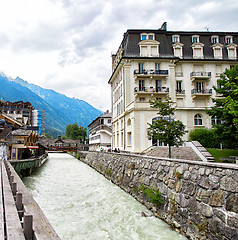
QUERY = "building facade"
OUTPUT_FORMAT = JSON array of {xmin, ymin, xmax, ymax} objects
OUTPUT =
[
  {"xmin": 108, "ymin": 23, "xmax": 238, "ymax": 153},
  {"xmin": 2, "ymin": 101, "xmax": 45, "ymax": 135},
  {"xmin": 88, "ymin": 111, "xmax": 112, "ymax": 151}
]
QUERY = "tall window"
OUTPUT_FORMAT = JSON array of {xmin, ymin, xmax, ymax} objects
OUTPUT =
[
  {"xmin": 194, "ymin": 114, "xmax": 202, "ymax": 125},
  {"xmin": 195, "ymin": 81, "xmax": 204, "ymax": 93},
  {"xmin": 176, "ymin": 81, "xmax": 182, "ymax": 93},
  {"xmin": 139, "ymin": 80, "xmax": 145, "ymax": 91},
  {"xmin": 127, "ymin": 132, "xmax": 131, "ymax": 145},
  {"xmin": 156, "ymin": 80, "xmax": 161, "ymax": 92},
  {"xmin": 139, "ymin": 63, "xmax": 144, "ymax": 73},
  {"xmin": 155, "ymin": 63, "xmax": 160, "ymax": 71}
]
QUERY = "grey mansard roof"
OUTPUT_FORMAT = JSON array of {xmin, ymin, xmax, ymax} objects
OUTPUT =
[{"xmin": 119, "ymin": 29, "xmax": 238, "ymax": 60}]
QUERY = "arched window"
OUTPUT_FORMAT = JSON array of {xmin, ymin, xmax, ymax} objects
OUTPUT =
[
  {"xmin": 127, "ymin": 118, "xmax": 131, "ymax": 126},
  {"xmin": 194, "ymin": 114, "xmax": 202, "ymax": 125}
]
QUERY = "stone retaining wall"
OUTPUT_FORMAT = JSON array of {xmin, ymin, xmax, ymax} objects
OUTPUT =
[{"xmin": 79, "ymin": 151, "xmax": 238, "ymax": 240}]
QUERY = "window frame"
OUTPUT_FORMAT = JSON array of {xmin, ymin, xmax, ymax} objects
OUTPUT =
[
  {"xmin": 211, "ymin": 35, "xmax": 219, "ymax": 44},
  {"xmin": 140, "ymin": 33, "xmax": 155, "ymax": 41},
  {"xmin": 172, "ymin": 35, "xmax": 180, "ymax": 43},
  {"xmin": 225, "ymin": 36, "xmax": 233, "ymax": 44},
  {"xmin": 194, "ymin": 114, "xmax": 203, "ymax": 126},
  {"xmin": 192, "ymin": 35, "xmax": 199, "ymax": 43}
]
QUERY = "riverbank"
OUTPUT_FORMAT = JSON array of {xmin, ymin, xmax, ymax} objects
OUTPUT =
[
  {"xmin": 78, "ymin": 151, "xmax": 238, "ymax": 240},
  {"xmin": 10, "ymin": 153, "xmax": 49, "ymax": 177}
]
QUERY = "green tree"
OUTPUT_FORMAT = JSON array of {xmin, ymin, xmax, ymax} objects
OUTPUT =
[
  {"xmin": 65, "ymin": 124, "xmax": 72, "ymax": 138},
  {"xmin": 148, "ymin": 97, "xmax": 186, "ymax": 158},
  {"xmin": 70, "ymin": 123, "xmax": 80, "ymax": 140},
  {"xmin": 64, "ymin": 123, "xmax": 87, "ymax": 143},
  {"xmin": 207, "ymin": 65, "xmax": 238, "ymax": 149}
]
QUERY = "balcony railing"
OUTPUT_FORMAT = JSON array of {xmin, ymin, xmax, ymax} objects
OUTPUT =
[
  {"xmin": 190, "ymin": 72, "xmax": 211, "ymax": 77},
  {"xmin": 134, "ymin": 87, "xmax": 169, "ymax": 93},
  {"xmin": 176, "ymin": 90, "xmax": 185, "ymax": 94},
  {"xmin": 191, "ymin": 89, "xmax": 212, "ymax": 94},
  {"xmin": 89, "ymin": 124, "xmax": 112, "ymax": 135},
  {"xmin": 134, "ymin": 69, "xmax": 169, "ymax": 75}
]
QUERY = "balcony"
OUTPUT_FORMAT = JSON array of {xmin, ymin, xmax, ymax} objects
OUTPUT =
[
  {"xmin": 89, "ymin": 124, "xmax": 112, "ymax": 135},
  {"xmin": 134, "ymin": 87, "xmax": 169, "ymax": 96},
  {"xmin": 191, "ymin": 89, "xmax": 212, "ymax": 100},
  {"xmin": 134, "ymin": 69, "xmax": 169, "ymax": 78},
  {"xmin": 190, "ymin": 71, "xmax": 211, "ymax": 82}
]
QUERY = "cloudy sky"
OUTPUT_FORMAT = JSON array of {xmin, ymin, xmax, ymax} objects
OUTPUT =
[{"xmin": 0, "ymin": 0, "xmax": 237, "ymax": 111}]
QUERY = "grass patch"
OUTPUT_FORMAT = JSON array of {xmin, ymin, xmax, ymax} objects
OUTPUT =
[{"xmin": 206, "ymin": 148, "xmax": 238, "ymax": 162}]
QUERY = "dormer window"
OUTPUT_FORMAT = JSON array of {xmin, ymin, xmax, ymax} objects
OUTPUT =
[
  {"xmin": 211, "ymin": 36, "xmax": 219, "ymax": 44},
  {"xmin": 141, "ymin": 35, "xmax": 147, "ymax": 40},
  {"xmin": 172, "ymin": 35, "xmax": 180, "ymax": 43},
  {"xmin": 172, "ymin": 42, "xmax": 184, "ymax": 58},
  {"xmin": 141, "ymin": 33, "xmax": 155, "ymax": 40},
  {"xmin": 139, "ymin": 36, "xmax": 160, "ymax": 57},
  {"xmin": 225, "ymin": 36, "xmax": 233, "ymax": 44},
  {"xmin": 192, "ymin": 35, "xmax": 199, "ymax": 43},
  {"xmin": 211, "ymin": 38, "xmax": 223, "ymax": 59},
  {"xmin": 192, "ymin": 41, "xmax": 204, "ymax": 59},
  {"xmin": 227, "ymin": 44, "xmax": 237, "ymax": 59}
]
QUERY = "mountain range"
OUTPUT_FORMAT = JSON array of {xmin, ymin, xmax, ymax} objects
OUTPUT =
[{"xmin": 0, "ymin": 73, "xmax": 103, "ymax": 137}]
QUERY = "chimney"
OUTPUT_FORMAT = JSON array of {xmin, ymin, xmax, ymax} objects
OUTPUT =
[
  {"xmin": 111, "ymin": 53, "xmax": 116, "ymax": 65},
  {"xmin": 160, "ymin": 22, "xmax": 167, "ymax": 31}
]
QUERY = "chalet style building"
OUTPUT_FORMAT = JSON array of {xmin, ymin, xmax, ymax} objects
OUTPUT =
[
  {"xmin": 2, "ymin": 101, "xmax": 45, "ymax": 134},
  {"xmin": 108, "ymin": 22, "xmax": 238, "ymax": 153}
]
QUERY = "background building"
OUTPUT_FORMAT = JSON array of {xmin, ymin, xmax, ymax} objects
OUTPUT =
[
  {"xmin": 88, "ymin": 111, "xmax": 112, "ymax": 151},
  {"xmin": 2, "ymin": 101, "xmax": 45, "ymax": 135},
  {"xmin": 108, "ymin": 22, "xmax": 238, "ymax": 153}
]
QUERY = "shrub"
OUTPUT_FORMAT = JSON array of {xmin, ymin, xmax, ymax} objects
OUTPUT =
[
  {"xmin": 139, "ymin": 185, "xmax": 163, "ymax": 207},
  {"xmin": 188, "ymin": 128, "xmax": 220, "ymax": 148}
]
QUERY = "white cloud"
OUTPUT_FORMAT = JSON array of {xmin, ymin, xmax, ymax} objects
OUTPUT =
[{"xmin": 0, "ymin": 0, "xmax": 237, "ymax": 112}]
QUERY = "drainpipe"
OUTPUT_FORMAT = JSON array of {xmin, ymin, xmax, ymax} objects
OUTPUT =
[{"xmin": 122, "ymin": 65, "xmax": 126, "ymax": 151}]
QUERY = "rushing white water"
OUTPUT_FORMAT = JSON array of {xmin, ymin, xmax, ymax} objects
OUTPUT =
[{"xmin": 23, "ymin": 153, "xmax": 187, "ymax": 240}]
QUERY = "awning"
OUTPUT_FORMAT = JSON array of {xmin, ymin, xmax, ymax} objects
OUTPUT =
[{"xmin": 27, "ymin": 146, "xmax": 39, "ymax": 149}]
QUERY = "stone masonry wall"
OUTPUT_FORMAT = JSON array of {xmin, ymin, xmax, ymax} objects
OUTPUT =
[{"xmin": 79, "ymin": 151, "xmax": 238, "ymax": 240}]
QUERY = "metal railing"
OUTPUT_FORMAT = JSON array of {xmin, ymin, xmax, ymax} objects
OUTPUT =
[
  {"xmin": 190, "ymin": 71, "xmax": 211, "ymax": 77},
  {"xmin": 176, "ymin": 89, "xmax": 185, "ymax": 94},
  {"xmin": 191, "ymin": 89, "xmax": 212, "ymax": 94},
  {"xmin": 134, "ymin": 87, "xmax": 169, "ymax": 93},
  {"xmin": 134, "ymin": 69, "xmax": 169, "ymax": 75}
]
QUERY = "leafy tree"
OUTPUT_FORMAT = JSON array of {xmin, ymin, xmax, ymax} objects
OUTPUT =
[
  {"xmin": 207, "ymin": 65, "xmax": 238, "ymax": 149},
  {"xmin": 188, "ymin": 128, "xmax": 220, "ymax": 148},
  {"xmin": 65, "ymin": 124, "xmax": 72, "ymax": 138},
  {"xmin": 70, "ymin": 123, "xmax": 80, "ymax": 140},
  {"xmin": 147, "ymin": 97, "xmax": 186, "ymax": 158},
  {"xmin": 64, "ymin": 123, "xmax": 87, "ymax": 143}
]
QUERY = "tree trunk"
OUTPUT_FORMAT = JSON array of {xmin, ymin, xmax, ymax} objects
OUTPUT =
[{"xmin": 169, "ymin": 144, "xmax": 171, "ymax": 158}]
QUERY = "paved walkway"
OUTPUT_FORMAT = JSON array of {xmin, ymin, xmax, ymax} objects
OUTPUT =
[{"xmin": 144, "ymin": 146, "xmax": 201, "ymax": 161}]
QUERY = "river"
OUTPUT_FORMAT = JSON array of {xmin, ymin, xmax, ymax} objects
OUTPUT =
[{"xmin": 23, "ymin": 153, "xmax": 187, "ymax": 240}]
